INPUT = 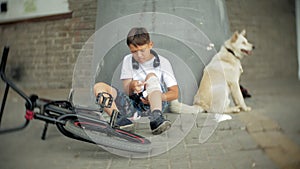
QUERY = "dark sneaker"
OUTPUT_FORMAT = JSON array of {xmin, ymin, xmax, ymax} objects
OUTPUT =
[
  {"xmin": 149, "ymin": 110, "xmax": 171, "ymax": 135},
  {"xmin": 115, "ymin": 114, "xmax": 134, "ymax": 130}
]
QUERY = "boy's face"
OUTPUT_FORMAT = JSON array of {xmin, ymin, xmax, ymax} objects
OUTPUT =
[{"xmin": 129, "ymin": 42, "xmax": 153, "ymax": 64}]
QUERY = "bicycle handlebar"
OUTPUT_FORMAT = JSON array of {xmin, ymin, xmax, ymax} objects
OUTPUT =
[
  {"xmin": 0, "ymin": 46, "xmax": 33, "ymax": 110},
  {"xmin": 0, "ymin": 46, "xmax": 9, "ymax": 75}
]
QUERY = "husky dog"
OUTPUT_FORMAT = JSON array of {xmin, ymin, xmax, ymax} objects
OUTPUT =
[{"xmin": 171, "ymin": 30, "xmax": 254, "ymax": 114}]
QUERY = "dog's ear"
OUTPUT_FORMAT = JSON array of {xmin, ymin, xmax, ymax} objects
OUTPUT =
[
  {"xmin": 231, "ymin": 31, "xmax": 239, "ymax": 43},
  {"xmin": 241, "ymin": 29, "xmax": 246, "ymax": 37}
]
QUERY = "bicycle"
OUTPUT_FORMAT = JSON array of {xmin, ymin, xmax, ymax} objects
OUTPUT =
[{"xmin": 0, "ymin": 46, "xmax": 151, "ymax": 153}]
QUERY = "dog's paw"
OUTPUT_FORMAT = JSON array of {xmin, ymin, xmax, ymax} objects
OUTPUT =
[
  {"xmin": 242, "ymin": 106, "xmax": 251, "ymax": 112},
  {"xmin": 224, "ymin": 106, "xmax": 240, "ymax": 113},
  {"xmin": 232, "ymin": 107, "xmax": 241, "ymax": 113}
]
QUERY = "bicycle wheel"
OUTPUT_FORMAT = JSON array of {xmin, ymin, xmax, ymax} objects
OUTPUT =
[{"xmin": 63, "ymin": 119, "xmax": 151, "ymax": 153}]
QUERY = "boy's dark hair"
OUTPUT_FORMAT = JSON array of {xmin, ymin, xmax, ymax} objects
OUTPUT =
[{"xmin": 126, "ymin": 27, "xmax": 150, "ymax": 47}]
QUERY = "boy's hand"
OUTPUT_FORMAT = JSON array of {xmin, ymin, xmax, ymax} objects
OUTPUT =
[
  {"xmin": 141, "ymin": 97, "xmax": 149, "ymax": 104},
  {"xmin": 131, "ymin": 80, "xmax": 145, "ymax": 93}
]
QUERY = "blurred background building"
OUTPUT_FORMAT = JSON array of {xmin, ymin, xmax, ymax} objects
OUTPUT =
[{"xmin": 0, "ymin": 0, "xmax": 297, "ymax": 89}]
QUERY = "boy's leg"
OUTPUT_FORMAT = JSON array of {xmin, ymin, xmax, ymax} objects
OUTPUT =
[
  {"xmin": 145, "ymin": 74, "xmax": 171, "ymax": 135},
  {"xmin": 145, "ymin": 73, "xmax": 165, "ymax": 112},
  {"xmin": 94, "ymin": 82, "xmax": 133, "ymax": 129}
]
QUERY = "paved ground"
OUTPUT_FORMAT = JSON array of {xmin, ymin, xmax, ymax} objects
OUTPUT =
[{"xmin": 0, "ymin": 78, "xmax": 299, "ymax": 169}]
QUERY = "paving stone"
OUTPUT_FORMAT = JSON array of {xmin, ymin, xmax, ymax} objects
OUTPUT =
[
  {"xmin": 248, "ymin": 150, "xmax": 280, "ymax": 169},
  {"xmin": 169, "ymin": 160, "xmax": 190, "ymax": 169},
  {"xmin": 129, "ymin": 158, "xmax": 151, "ymax": 168},
  {"xmin": 250, "ymin": 131, "xmax": 280, "ymax": 148},
  {"xmin": 204, "ymin": 143, "xmax": 226, "ymax": 156},
  {"xmin": 238, "ymin": 136, "xmax": 259, "ymax": 150},
  {"xmin": 149, "ymin": 159, "xmax": 170, "ymax": 169},
  {"xmin": 261, "ymin": 120, "xmax": 281, "ymax": 131},
  {"xmin": 228, "ymin": 118, "xmax": 247, "ymax": 130},
  {"xmin": 221, "ymin": 139, "xmax": 244, "ymax": 153},
  {"xmin": 192, "ymin": 160, "xmax": 235, "ymax": 169},
  {"xmin": 217, "ymin": 120, "xmax": 232, "ymax": 131},
  {"xmin": 265, "ymin": 147, "xmax": 300, "ymax": 169},
  {"xmin": 186, "ymin": 144, "xmax": 209, "ymax": 162}
]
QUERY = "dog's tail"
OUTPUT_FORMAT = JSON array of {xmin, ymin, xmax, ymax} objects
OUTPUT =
[{"xmin": 169, "ymin": 99, "xmax": 204, "ymax": 114}]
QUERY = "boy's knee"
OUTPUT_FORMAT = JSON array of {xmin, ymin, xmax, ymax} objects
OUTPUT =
[
  {"xmin": 145, "ymin": 73, "xmax": 157, "ymax": 81},
  {"xmin": 94, "ymin": 82, "xmax": 110, "ymax": 94},
  {"xmin": 94, "ymin": 82, "xmax": 105, "ymax": 89},
  {"xmin": 146, "ymin": 76, "xmax": 161, "ymax": 94}
]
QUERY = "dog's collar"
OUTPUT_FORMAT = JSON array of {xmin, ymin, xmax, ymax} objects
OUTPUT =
[{"xmin": 226, "ymin": 47, "xmax": 236, "ymax": 57}]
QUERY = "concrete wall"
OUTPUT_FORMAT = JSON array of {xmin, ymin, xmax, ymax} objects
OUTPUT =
[
  {"xmin": 0, "ymin": 0, "xmax": 298, "ymax": 89},
  {"xmin": 225, "ymin": 0, "xmax": 298, "ymax": 81}
]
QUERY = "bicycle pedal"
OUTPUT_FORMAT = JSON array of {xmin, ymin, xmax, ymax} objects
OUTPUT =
[{"xmin": 96, "ymin": 92, "xmax": 113, "ymax": 108}]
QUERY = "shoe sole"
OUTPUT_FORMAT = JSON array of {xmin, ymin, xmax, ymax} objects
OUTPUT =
[{"xmin": 151, "ymin": 121, "xmax": 171, "ymax": 135}]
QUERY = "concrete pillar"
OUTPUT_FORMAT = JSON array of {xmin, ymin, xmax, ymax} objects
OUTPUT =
[{"xmin": 94, "ymin": 0, "xmax": 230, "ymax": 104}]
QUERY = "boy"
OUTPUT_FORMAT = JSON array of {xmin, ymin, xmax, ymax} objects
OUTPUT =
[{"xmin": 94, "ymin": 27, "xmax": 178, "ymax": 135}]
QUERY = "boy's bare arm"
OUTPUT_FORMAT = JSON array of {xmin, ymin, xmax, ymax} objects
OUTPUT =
[
  {"xmin": 122, "ymin": 79, "xmax": 132, "ymax": 95},
  {"xmin": 162, "ymin": 85, "xmax": 179, "ymax": 101}
]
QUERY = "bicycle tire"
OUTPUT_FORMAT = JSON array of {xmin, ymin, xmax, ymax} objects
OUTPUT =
[{"xmin": 64, "ymin": 119, "xmax": 151, "ymax": 153}]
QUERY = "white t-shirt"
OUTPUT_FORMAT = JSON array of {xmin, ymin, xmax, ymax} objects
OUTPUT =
[{"xmin": 120, "ymin": 53, "xmax": 177, "ymax": 88}]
